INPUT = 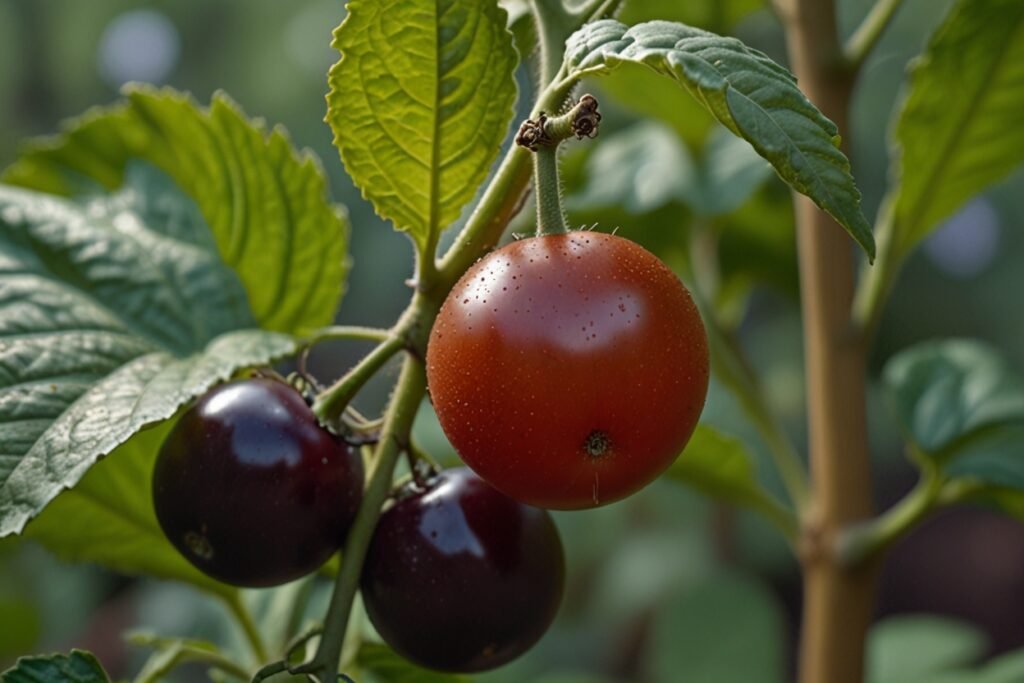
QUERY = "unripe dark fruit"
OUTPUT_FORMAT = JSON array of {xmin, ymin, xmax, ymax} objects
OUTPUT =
[
  {"xmin": 152, "ymin": 378, "xmax": 363, "ymax": 587},
  {"xmin": 361, "ymin": 468, "xmax": 565, "ymax": 673}
]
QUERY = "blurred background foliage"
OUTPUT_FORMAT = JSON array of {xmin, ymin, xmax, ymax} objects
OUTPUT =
[{"xmin": 1, "ymin": 0, "xmax": 1023, "ymax": 681}]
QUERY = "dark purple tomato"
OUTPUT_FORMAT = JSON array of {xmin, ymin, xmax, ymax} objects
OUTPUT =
[
  {"xmin": 360, "ymin": 468, "xmax": 564, "ymax": 673},
  {"xmin": 152, "ymin": 378, "xmax": 364, "ymax": 587},
  {"xmin": 427, "ymin": 232, "xmax": 709, "ymax": 509}
]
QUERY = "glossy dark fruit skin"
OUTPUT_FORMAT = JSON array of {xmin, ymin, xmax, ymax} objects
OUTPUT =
[
  {"xmin": 427, "ymin": 232, "xmax": 709, "ymax": 509},
  {"xmin": 152, "ymin": 378, "xmax": 364, "ymax": 587},
  {"xmin": 361, "ymin": 467, "xmax": 564, "ymax": 673}
]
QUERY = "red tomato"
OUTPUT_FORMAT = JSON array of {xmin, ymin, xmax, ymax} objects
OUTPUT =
[{"xmin": 427, "ymin": 232, "xmax": 709, "ymax": 509}]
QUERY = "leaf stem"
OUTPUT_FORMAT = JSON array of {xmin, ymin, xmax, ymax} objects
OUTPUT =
[
  {"xmin": 533, "ymin": 146, "xmax": 567, "ymax": 235},
  {"xmin": 311, "ymin": 334, "xmax": 405, "ymax": 423},
  {"xmin": 704, "ymin": 301, "xmax": 809, "ymax": 508},
  {"xmin": 223, "ymin": 594, "xmax": 268, "ymax": 664},
  {"xmin": 298, "ymin": 355, "xmax": 427, "ymax": 683},
  {"xmin": 836, "ymin": 468, "xmax": 941, "ymax": 567},
  {"xmin": 307, "ymin": 326, "xmax": 392, "ymax": 344},
  {"xmin": 134, "ymin": 644, "xmax": 252, "ymax": 683},
  {"xmin": 436, "ymin": 0, "xmax": 613, "ymax": 287},
  {"xmin": 514, "ymin": 95, "xmax": 601, "ymax": 236},
  {"xmin": 749, "ymin": 488, "xmax": 801, "ymax": 542},
  {"xmin": 435, "ymin": 84, "xmax": 574, "ymax": 287},
  {"xmin": 843, "ymin": 0, "xmax": 906, "ymax": 72},
  {"xmin": 852, "ymin": 197, "xmax": 900, "ymax": 344},
  {"xmin": 688, "ymin": 224, "xmax": 807, "ymax": 512},
  {"xmin": 529, "ymin": 0, "xmax": 573, "ymax": 86}
]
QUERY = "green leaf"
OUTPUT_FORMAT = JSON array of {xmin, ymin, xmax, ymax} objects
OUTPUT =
[
  {"xmin": 1, "ymin": 650, "xmax": 110, "ymax": 683},
  {"xmin": 888, "ymin": 0, "xmax": 1024, "ymax": 254},
  {"xmin": 0, "ymin": 168, "xmax": 298, "ymax": 539},
  {"xmin": 3, "ymin": 86, "xmax": 347, "ymax": 334},
  {"xmin": 883, "ymin": 339, "xmax": 1024, "ymax": 458},
  {"xmin": 868, "ymin": 615, "xmax": 988, "ymax": 683},
  {"xmin": 668, "ymin": 425, "xmax": 763, "ymax": 504},
  {"xmin": 561, "ymin": 20, "xmax": 874, "ymax": 259},
  {"xmin": 326, "ymin": 0, "xmax": 518, "ymax": 250},
  {"xmin": 908, "ymin": 649, "xmax": 1024, "ymax": 683},
  {"xmin": 355, "ymin": 643, "xmax": 468, "ymax": 683},
  {"xmin": 499, "ymin": 0, "xmax": 537, "ymax": 68},
  {"xmin": 571, "ymin": 122, "xmax": 770, "ymax": 217},
  {"xmin": 596, "ymin": 63, "xmax": 715, "ymax": 149},
  {"xmin": 982, "ymin": 650, "xmax": 1024, "ymax": 683},
  {"xmin": 666, "ymin": 425, "xmax": 793, "ymax": 534},
  {"xmin": 645, "ymin": 573, "xmax": 784, "ymax": 683}
]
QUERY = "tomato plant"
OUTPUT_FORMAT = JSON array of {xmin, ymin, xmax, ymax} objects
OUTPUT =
[
  {"xmin": 0, "ymin": 0, "xmax": 1022, "ymax": 682},
  {"xmin": 428, "ymin": 232, "xmax": 708, "ymax": 509}
]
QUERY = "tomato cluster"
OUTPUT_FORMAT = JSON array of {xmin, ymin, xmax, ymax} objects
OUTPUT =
[{"xmin": 151, "ymin": 230, "xmax": 707, "ymax": 674}]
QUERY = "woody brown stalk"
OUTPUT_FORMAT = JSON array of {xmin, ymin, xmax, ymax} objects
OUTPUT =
[{"xmin": 775, "ymin": 1, "xmax": 878, "ymax": 682}]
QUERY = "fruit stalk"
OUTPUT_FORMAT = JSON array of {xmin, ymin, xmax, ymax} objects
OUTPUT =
[
  {"xmin": 776, "ymin": 0, "xmax": 878, "ymax": 681},
  {"xmin": 300, "ymin": 355, "xmax": 427, "ymax": 682},
  {"xmin": 532, "ymin": 146, "xmax": 567, "ymax": 235},
  {"xmin": 312, "ymin": 333, "xmax": 405, "ymax": 422},
  {"xmin": 514, "ymin": 94, "xmax": 601, "ymax": 236}
]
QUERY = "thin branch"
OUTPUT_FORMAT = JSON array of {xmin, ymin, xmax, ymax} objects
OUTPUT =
[
  {"xmin": 747, "ymin": 488, "xmax": 801, "ymax": 543},
  {"xmin": 852, "ymin": 197, "xmax": 898, "ymax": 343},
  {"xmin": 297, "ymin": 356, "xmax": 427, "ymax": 683},
  {"xmin": 311, "ymin": 334, "xmax": 404, "ymax": 422},
  {"xmin": 836, "ymin": 468, "xmax": 941, "ymax": 567},
  {"xmin": 843, "ymin": 0, "xmax": 906, "ymax": 72},
  {"xmin": 306, "ymin": 326, "xmax": 392, "ymax": 344},
  {"xmin": 223, "ymin": 594, "xmax": 268, "ymax": 664}
]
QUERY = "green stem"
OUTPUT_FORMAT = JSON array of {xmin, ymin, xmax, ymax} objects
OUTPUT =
[
  {"xmin": 223, "ymin": 594, "xmax": 268, "ymax": 664},
  {"xmin": 307, "ymin": 326, "xmax": 392, "ymax": 344},
  {"xmin": 705, "ymin": 302, "xmax": 809, "ymax": 508},
  {"xmin": 300, "ymin": 355, "xmax": 427, "ymax": 683},
  {"xmin": 517, "ymin": 95, "xmax": 601, "ymax": 235},
  {"xmin": 534, "ymin": 145, "xmax": 568, "ymax": 235},
  {"xmin": 852, "ymin": 197, "xmax": 900, "ymax": 344},
  {"xmin": 282, "ymin": 576, "xmax": 317, "ymax": 652},
  {"xmin": 748, "ymin": 488, "xmax": 800, "ymax": 542},
  {"xmin": 135, "ymin": 646, "xmax": 252, "ymax": 683},
  {"xmin": 312, "ymin": 334, "xmax": 405, "ymax": 422},
  {"xmin": 686, "ymin": 225, "xmax": 807, "ymax": 512},
  {"xmin": 837, "ymin": 470, "xmax": 941, "ymax": 567},
  {"xmin": 843, "ymin": 0, "xmax": 906, "ymax": 71},
  {"xmin": 436, "ymin": 84, "xmax": 575, "ymax": 287},
  {"xmin": 250, "ymin": 661, "xmax": 287, "ymax": 683},
  {"xmin": 530, "ymin": 0, "xmax": 573, "ymax": 86},
  {"xmin": 409, "ymin": 438, "xmax": 441, "ymax": 470}
]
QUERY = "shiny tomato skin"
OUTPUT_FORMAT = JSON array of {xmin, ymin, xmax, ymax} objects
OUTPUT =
[
  {"xmin": 360, "ymin": 467, "xmax": 564, "ymax": 673},
  {"xmin": 427, "ymin": 232, "xmax": 709, "ymax": 509},
  {"xmin": 152, "ymin": 378, "xmax": 364, "ymax": 587}
]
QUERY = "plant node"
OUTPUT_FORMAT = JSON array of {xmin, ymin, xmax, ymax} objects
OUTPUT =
[
  {"xmin": 571, "ymin": 94, "xmax": 602, "ymax": 139},
  {"xmin": 514, "ymin": 95, "xmax": 601, "ymax": 152},
  {"xmin": 515, "ymin": 113, "xmax": 552, "ymax": 151}
]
